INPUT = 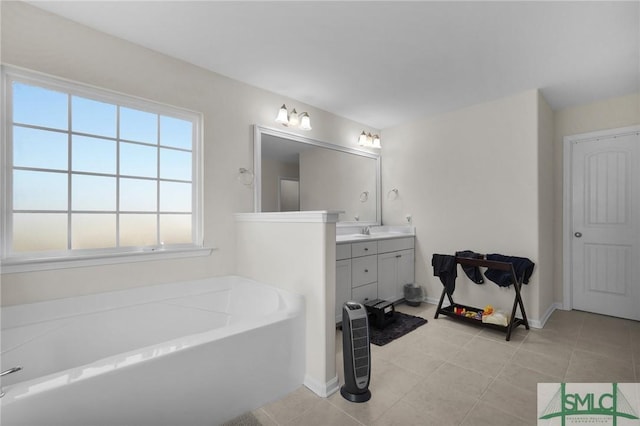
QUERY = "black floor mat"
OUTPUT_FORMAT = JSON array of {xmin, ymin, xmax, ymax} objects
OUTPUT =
[{"xmin": 369, "ymin": 312, "xmax": 428, "ymax": 346}]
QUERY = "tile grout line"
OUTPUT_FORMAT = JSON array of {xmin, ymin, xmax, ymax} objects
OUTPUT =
[
  {"xmin": 457, "ymin": 327, "xmax": 528, "ymax": 425},
  {"xmin": 563, "ymin": 314, "xmax": 585, "ymax": 382},
  {"xmin": 326, "ymin": 307, "xmax": 431, "ymax": 426},
  {"xmin": 254, "ymin": 407, "xmax": 280, "ymax": 426}
]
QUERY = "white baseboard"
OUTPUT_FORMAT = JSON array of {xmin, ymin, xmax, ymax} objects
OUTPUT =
[
  {"xmin": 304, "ymin": 374, "xmax": 339, "ymax": 398},
  {"xmin": 425, "ymin": 296, "xmax": 441, "ymax": 305},
  {"xmin": 528, "ymin": 302, "xmax": 561, "ymax": 329}
]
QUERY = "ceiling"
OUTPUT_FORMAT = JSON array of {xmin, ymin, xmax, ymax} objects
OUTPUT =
[{"xmin": 26, "ymin": 1, "xmax": 640, "ymax": 129}]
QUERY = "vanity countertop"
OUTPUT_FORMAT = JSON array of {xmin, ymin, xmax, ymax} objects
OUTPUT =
[{"xmin": 336, "ymin": 226, "xmax": 415, "ymax": 243}]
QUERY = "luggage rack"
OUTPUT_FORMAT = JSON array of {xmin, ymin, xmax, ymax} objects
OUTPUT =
[{"xmin": 434, "ymin": 256, "xmax": 530, "ymax": 341}]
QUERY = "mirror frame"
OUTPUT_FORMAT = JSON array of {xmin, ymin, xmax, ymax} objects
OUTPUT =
[{"xmin": 253, "ymin": 125, "xmax": 381, "ymax": 225}]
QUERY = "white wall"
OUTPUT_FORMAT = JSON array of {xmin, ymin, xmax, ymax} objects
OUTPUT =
[
  {"xmin": 235, "ymin": 213, "xmax": 338, "ymax": 397},
  {"xmin": 0, "ymin": 2, "xmax": 371, "ymax": 306},
  {"xmin": 381, "ymin": 90, "xmax": 553, "ymax": 324},
  {"xmin": 552, "ymin": 92, "xmax": 640, "ymax": 303},
  {"xmin": 537, "ymin": 92, "xmax": 556, "ymax": 321}
]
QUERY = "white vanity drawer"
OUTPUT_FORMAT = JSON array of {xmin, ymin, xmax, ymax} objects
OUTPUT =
[
  {"xmin": 351, "ymin": 282, "xmax": 377, "ymax": 304},
  {"xmin": 352, "ymin": 255, "xmax": 378, "ymax": 287},
  {"xmin": 378, "ymin": 237, "xmax": 414, "ymax": 254},
  {"xmin": 352, "ymin": 241, "xmax": 378, "ymax": 257},
  {"xmin": 336, "ymin": 243, "xmax": 351, "ymax": 261}
]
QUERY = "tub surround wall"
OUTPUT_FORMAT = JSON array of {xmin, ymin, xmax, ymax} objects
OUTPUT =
[
  {"xmin": 0, "ymin": 1, "xmax": 375, "ymax": 306},
  {"xmin": 235, "ymin": 211, "xmax": 339, "ymax": 397}
]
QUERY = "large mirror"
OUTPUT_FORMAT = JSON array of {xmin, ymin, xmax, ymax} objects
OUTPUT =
[{"xmin": 254, "ymin": 125, "xmax": 381, "ymax": 224}]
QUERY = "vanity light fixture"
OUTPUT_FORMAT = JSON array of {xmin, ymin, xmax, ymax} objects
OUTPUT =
[
  {"xmin": 358, "ymin": 131, "xmax": 381, "ymax": 149},
  {"xmin": 275, "ymin": 104, "xmax": 312, "ymax": 130}
]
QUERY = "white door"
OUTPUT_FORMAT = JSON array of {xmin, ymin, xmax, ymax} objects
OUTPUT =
[
  {"xmin": 278, "ymin": 177, "xmax": 299, "ymax": 212},
  {"xmin": 571, "ymin": 129, "xmax": 639, "ymax": 320}
]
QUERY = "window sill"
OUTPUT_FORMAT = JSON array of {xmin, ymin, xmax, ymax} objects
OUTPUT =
[{"xmin": 0, "ymin": 246, "xmax": 215, "ymax": 274}]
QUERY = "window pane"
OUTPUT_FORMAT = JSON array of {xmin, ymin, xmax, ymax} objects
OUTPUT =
[
  {"xmin": 13, "ymin": 213, "xmax": 68, "ymax": 252},
  {"xmin": 120, "ymin": 107, "xmax": 157, "ymax": 143},
  {"xmin": 72, "ymin": 175, "xmax": 116, "ymax": 211},
  {"xmin": 160, "ymin": 116, "xmax": 192, "ymax": 149},
  {"xmin": 120, "ymin": 142, "xmax": 157, "ymax": 178},
  {"xmin": 13, "ymin": 82, "xmax": 68, "ymax": 130},
  {"xmin": 72, "ymin": 96, "xmax": 117, "ymax": 138},
  {"xmin": 14, "ymin": 126, "xmax": 68, "ymax": 170},
  {"xmin": 120, "ymin": 214, "xmax": 157, "ymax": 247},
  {"xmin": 120, "ymin": 178, "xmax": 156, "ymax": 211},
  {"xmin": 160, "ymin": 181, "xmax": 191, "ymax": 212},
  {"xmin": 160, "ymin": 214, "xmax": 191, "ymax": 244},
  {"xmin": 13, "ymin": 170, "xmax": 67, "ymax": 210},
  {"xmin": 160, "ymin": 148, "xmax": 192, "ymax": 181},
  {"xmin": 71, "ymin": 214, "xmax": 116, "ymax": 249},
  {"xmin": 72, "ymin": 135, "xmax": 116, "ymax": 174}
]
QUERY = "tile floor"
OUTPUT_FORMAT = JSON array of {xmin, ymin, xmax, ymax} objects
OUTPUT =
[{"xmin": 251, "ymin": 303, "xmax": 640, "ymax": 425}]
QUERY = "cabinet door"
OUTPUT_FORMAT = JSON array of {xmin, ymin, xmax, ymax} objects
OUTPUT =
[
  {"xmin": 336, "ymin": 259, "xmax": 352, "ymax": 323},
  {"xmin": 351, "ymin": 282, "xmax": 377, "ymax": 305},
  {"xmin": 377, "ymin": 251, "xmax": 398, "ymax": 302},
  {"xmin": 396, "ymin": 249, "xmax": 415, "ymax": 300},
  {"xmin": 351, "ymin": 255, "xmax": 378, "ymax": 287},
  {"xmin": 352, "ymin": 241, "xmax": 378, "ymax": 258}
]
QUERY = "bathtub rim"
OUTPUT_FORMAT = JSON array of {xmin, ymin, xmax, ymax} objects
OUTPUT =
[{"xmin": 1, "ymin": 276, "xmax": 305, "ymax": 404}]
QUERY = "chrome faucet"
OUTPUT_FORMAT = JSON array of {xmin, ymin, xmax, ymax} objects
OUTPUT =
[{"xmin": 1, "ymin": 366, "xmax": 22, "ymax": 398}]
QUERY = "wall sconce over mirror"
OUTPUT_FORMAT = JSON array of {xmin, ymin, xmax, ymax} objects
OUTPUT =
[
  {"xmin": 358, "ymin": 131, "xmax": 381, "ymax": 149},
  {"xmin": 275, "ymin": 104, "xmax": 312, "ymax": 131}
]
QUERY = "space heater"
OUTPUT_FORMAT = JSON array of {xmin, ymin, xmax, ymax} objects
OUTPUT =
[{"xmin": 340, "ymin": 301, "xmax": 371, "ymax": 402}]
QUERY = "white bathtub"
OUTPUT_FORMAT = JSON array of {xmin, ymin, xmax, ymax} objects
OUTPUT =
[{"xmin": 0, "ymin": 275, "xmax": 305, "ymax": 426}]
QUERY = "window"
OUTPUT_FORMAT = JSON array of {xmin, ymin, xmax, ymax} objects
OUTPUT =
[{"xmin": 1, "ymin": 67, "xmax": 204, "ymax": 267}]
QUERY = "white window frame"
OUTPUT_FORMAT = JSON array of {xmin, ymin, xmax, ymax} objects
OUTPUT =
[{"xmin": 1, "ymin": 66, "xmax": 210, "ymax": 273}]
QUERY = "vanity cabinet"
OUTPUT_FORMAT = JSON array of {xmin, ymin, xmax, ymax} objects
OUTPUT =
[
  {"xmin": 336, "ymin": 236, "xmax": 414, "ymax": 323},
  {"xmin": 378, "ymin": 249, "xmax": 415, "ymax": 301},
  {"xmin": 335, "ymin": 259, "xmax": 352, "ymax": 323}
]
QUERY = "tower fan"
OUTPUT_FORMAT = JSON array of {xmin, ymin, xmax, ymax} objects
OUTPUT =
[{"xmin": 340, "ymin": 301, "xmax": 371, "ymax": 402}]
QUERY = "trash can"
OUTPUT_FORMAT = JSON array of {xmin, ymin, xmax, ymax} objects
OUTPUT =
[{"xmin": 403, "ymin": 283, "xmax": 423, "ymax": 307}]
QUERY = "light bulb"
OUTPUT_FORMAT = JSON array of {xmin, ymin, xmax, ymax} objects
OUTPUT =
[
  {"xmin": 275, "ymin": 104, "xmax": 289, "ymax": 125},
  {"xmin": 358, "ymin": 131, "xmax": 368, "ymax": 146},
  {"xmin": 299, "ymin": 112, "xmax": 312, "ymax": 130},
  {"xmin": 288, "ymin": 109, "xmax": 299, "ymax": 127},
  {"xmin": 372, "ymin": 134, "xmax": 381, "ymax": 148}
]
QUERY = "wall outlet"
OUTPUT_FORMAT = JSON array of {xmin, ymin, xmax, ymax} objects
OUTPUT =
[{"xmin": 405, "ymin": 214, "xmax": 412, "ymax": 224}]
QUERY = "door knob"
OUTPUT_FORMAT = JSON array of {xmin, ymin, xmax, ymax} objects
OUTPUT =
[{"xmin": 574, "ymin": 232, "xmax": 582, "ymax": 238}]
